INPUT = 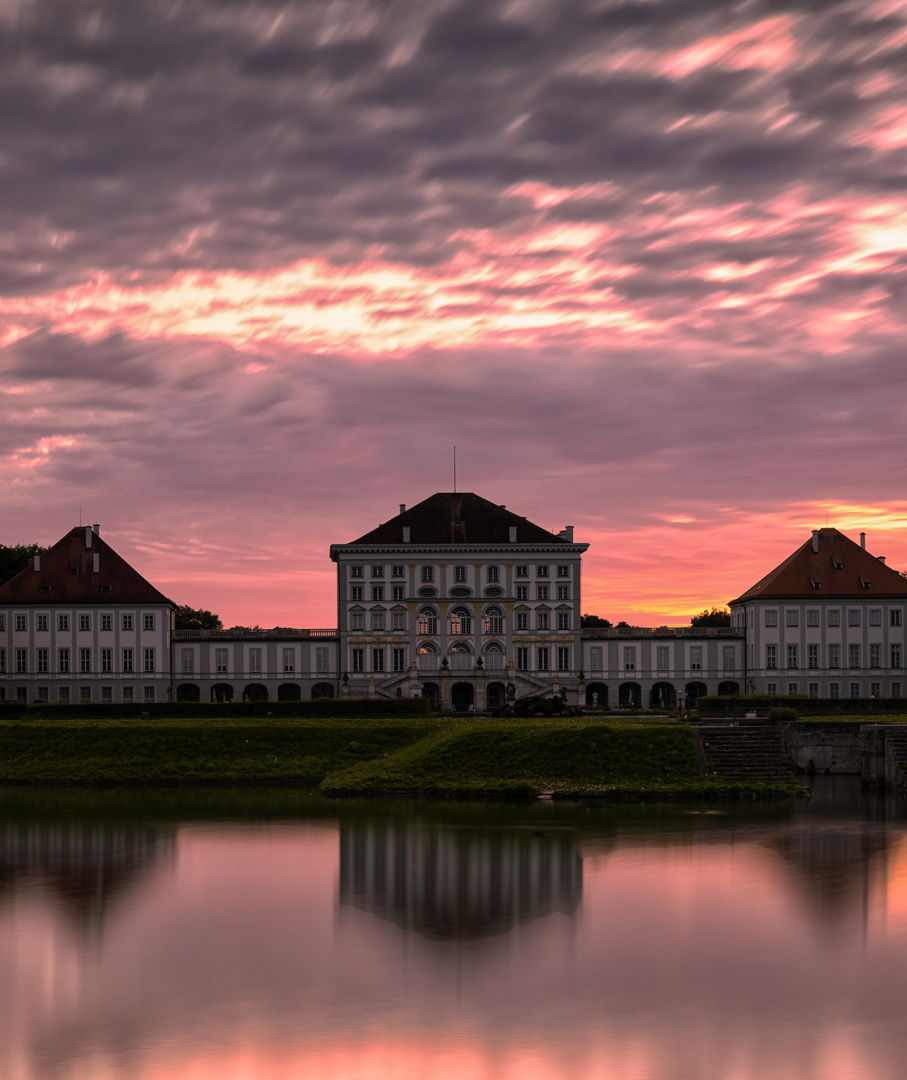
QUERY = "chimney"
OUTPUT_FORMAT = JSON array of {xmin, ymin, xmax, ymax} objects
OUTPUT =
[
  {"xmin": 878, "ymin": 555, "xmax": 887, "ymax": 565},
  {"xmin": 402, "ymin": 526, "xmax": 411, "ymax": 543},
  {"xmin": 33, "ymin": 555, "xmax": 40, "ymax": 572},
  {"xmin": 509, "ymin": 526, "xmax": 517, "ymax": 542},
  {"xmin": 93, "ymin": 523, "xmax": 100, "ymax": 535},
  {"xmin": 85, "ymin": 527, "xmax": 92, "ymax": 548},
  {"xmin": 399, "ymin": 504, "xmax": 406, "ymax": 515},
  {"xmin": 561, "ymin": 525, "xmax": 574, "ymax": 542},
  {"xmin": 93, "ymin": 553, "xmax": 100, "ymax": 574},
  {"xmin": 811, "ymin": 530, "xmax": 819, "ymax": 553},
  {"xmin": 861, "ymin": 532, "xmax": 866, "ymax": 549}
]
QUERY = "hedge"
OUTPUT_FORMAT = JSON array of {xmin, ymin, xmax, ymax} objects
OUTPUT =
[{"xmin": 697, "ymin": 695, "xmax": 907, "ymax": 716}]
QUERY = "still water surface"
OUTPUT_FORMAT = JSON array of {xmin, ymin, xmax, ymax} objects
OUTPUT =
[{"xmin": 3, "ymin": 779, "xmax": 907, "ymax": 1080}]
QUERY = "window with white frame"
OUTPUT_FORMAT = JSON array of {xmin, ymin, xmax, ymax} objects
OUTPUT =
[
  {"xmin": 871, "ymin": 682, "xmax": 881, "ymax": 697},
  {"xmin": 537, "ymin": 585, "xmax": 549, "ymax": 601},
  {"xmin": 787, "ymin": 644, "xmax": 798, "ymax": 669},
  {"xmin": 516, "ymin": 585, "xmax": 528, "ymax": 600},
  {"xmin": 80, "ymin": 648, "xmax": 91, "ymax": 673},
  {"xmin": 454, "ymin": 566, "xmax": 467, "ymax": 583},
  {"xmin": 58, "ymin": 614, "xmax": 69, "ymax": 631},
  {"xmin": 392, "ymin": 585, "xmax": 404, "ymax": 601},
  {"xmin": 766, "ymin": 644, "xmax": 777, "ymax": 669},
  {"xmin": 79, "ymin": 614, "xmax": 91, "ymax": 631},
  {"xmin": 484, "ymin": 607, "xmax": 503, "ymax": 634},
  {"xmin": 807, "ymin": 609, "xmax": 819, "ymax": 627},
  {"xmin": 215, "ymin": 648, "xmax": 228, "ymax": 673},
  {"xmin": 487, "ymin": 566, "xmax": 499, "ymax": 583},
  {"xmin": 557, "ymin": 612, "xmax": 570, "ymax": 630},
  {"xmin": 536, "ymin": 566, "xmax": 549, "ymax": 577},
  {"xmin": 850, "ymin": 682, "xmax": 861, "ymax": 698},
  {"xmin": 788, "ymin": 683, "xmax": 798, "ymax": 695},
  {"xmin": 122, "ymin": 686, "xmax": 134, "ymax": 702},
  {"xmin": 58, "ymin": 687, "xmax": 70, "ymax": 703},
  {"xmin": 517, "ymin": 647, "xmax": 529, "ymax": 670},
  {"xmin": 144, "ymin": 687, "xmax": 155, "ymax": 703},
  {"xmin": 392, "ymin": 610, "xmax": 406, "ymax": 631},
  {"xmin": 828, "ymin": 610, "xmax": 841, "ymax": 627},
  {"xmin": 557, "ymin": 585, "xmax": 570, "ymax": 600},
  {"xmin": 371, "ymin": 610, "xmax": 385, "ymax": 631},
  {"xmin": 122, "ymin": 614, "xmax": 133, "ymax": 631},
  {"xmin": 848, "ymin": 610, "xmax": 861, "ymax": 627},
  {"xmin": 418, "ymin": 608, "xmax": 438, "ymax": 635},
  {"xmin": 829, "ymin": 644, "xmax": 840, "ymax": 668},
  {"xmin": 101, "ymin": 613, "xmax": 112, "ymax": 631},
  {"xmin": 870, "ymin": 644, "xmax": 881, "ymax": 668},
  {"xmin": 372, "ymin": 585, "xmax": 384, "ymax": 602},
  {"xmin": 558, "ymin": 647, "xmax": 570, "ymax": 671},
  {"xmin": 421, "ymin": 566, "xmax": 434, "ymax": 583},
  {"xmin": 516, "ymin": 566, "xmax": 528, "ymax": 577},
  {"xmin": 36, "ymin": 687, "xmax": 48, "ymax": 702},
  {"xmin": 690, "ymin": 646, "xmax": 702, "ymax": 671},
  {"xmin": 656, "ymin": 646, "xmax": 669, "ymax": 672},
  {"xmin": 515, "ymin": 611, "xmax": 528, "ymax": 631},
  {"xmin": 393, "ymin": 647, "xmax": 406, "ymax": 672},
  {"xmin": 182, "ymin": 648, "xmax": 195, "ymax": 674},
  {"xmin": 892, "ymin": 610, "xmax": 902, "ymax": 627},
  {"xmin": 557, "ymin": 565, "xmax": 570, "ymax": 578},
  {"xmin": 808, "ymin": 644, "xmax": 819, "ymax": 668},
  {"xmin": 144, "ymin": 614, "xmax": 155, "ymax": 631},
  {"xmin": 590, "ymin": 646, "xmax": 603, "ymax": 672},
  {"xmin": 58, "ymin": 648, "xmax": 70, "ymax": 673},
  {"xmin": 392, "ymin": 565, "xmax": 404, "ymax": 578},
  {"xmin": 351, "ymin": 648, "xmax": 364, "ymax": 672},
  {"xmin": 537, "ymin": 646, "xmax": 549, "ymax": 670},
  {"xmin": 0, "ymin": 615, "xmax": 4, "ymax": 632},
  {"xmin": 15, "ymin": 614, "xmax": 26, "ymax": 631},
  {"xmin": 350, "ymin": 566, "xmax": 363, "ymax": 578},
  {"xmin": 351, "ymin": 586, "xmax": 363, "ymax": 601},
  {"xmin": 870, "ymin": 609, "xmax": 882, "ymax": 626},
  {"xmin": 371, "ymin": 565, "xmax": 384, "ymax": 578},
  {"xmin": 809, "ymin": 683, "xmax": 819, "ymax": 699},
  {"xmin": 849, "ymin": 644, "xmax": 860, "ymax": 668},
  {"xmin": 764, "ymin": 610, "xmax": 778, "ymax": 627},
  {"xmin": 101, "ymin": 648, "xmax": 112, "ymax": 673},
  {"xmin": 767, "ymin": 682, "xmax": 778, "ymax": 695},
  {"xmin": 16, "ymin": 648, "xmax": 28, "ymax": 673},
  {"xmin": 36, "ymin": 614, "xmax": 48, "ymax": 631},
  {"xmin": 829, "ymin": 682, "xmax": 839, "ymax": 699},
  {"xmin": 623, "ymin": 646, "xmax": 635, "ymax": 671},
  {"xmin": 786, "ymin": 610, "xmax": 799, "ymax": 627},
  {"xmin": 893, "ymin": 682, "xmax": 902, "ymax": 698},
  {"xmin": 350, "ymin": 611, "xmax": 364, "ymax": 631},
  {"xmin": 101, "ymin": 686, "xmax": 112, "ymax": 702},
  {"xmin": 79, "ymin": 686, "xmax": 91, "ymax": 703},
  {"xmin": 37, "ymin": 648, "xmax": 48, "ymax": 673},
  {"xmin": 282, "ymin": 648, "xmax": 294, "ymax": 673},
  {"xmin": 249, "ymin": 648, "xmax": 261, "ymax": 673},
  {"xmin": 723, "ymin": 645, "xmax": 735, "ymax": 670},
  {"xmin": 372, "ymin": 647, "xmax": 384, "ymax": 672},
  {"xmin": 537, "ymin": 611, "xmax": 549, "ymax": 631},
  {"xmin": 892, "ymin": 644, "xmax": 902, "ymax": 668},
  {"xmin": 450, "ymin": 608, "xmax": 472, "ymax": 635}
]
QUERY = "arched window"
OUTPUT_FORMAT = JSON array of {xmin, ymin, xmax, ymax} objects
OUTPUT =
[
  {"xmin": 450, "ymin": 606, "xmax": 472, "ymax": 635},
  {"xmin": 418, "ymin": 608, "xmax": 438, "ymax": 635},
  {"xmin": 450, "ymin": 642, "xmax": 471, "ymax": 653},
  {"xmin": 483, "ymin": 606, "xmax": 503, "ymax": 634},
  {"xmin": 485, "ymin": 642, "xmax": 504, "ymax": 670},
  {"xmin": 418, "ymin": 641, "xmax": 438, "ymax": 654}
]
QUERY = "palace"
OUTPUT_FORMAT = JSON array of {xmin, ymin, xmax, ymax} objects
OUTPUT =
[{"xmin": 1, "ymin": 496, "xmax": 905, "ymax": 707}]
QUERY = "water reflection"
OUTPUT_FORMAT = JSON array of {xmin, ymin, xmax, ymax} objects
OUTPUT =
[{"xmin": 339, "ymin": 820, "xmax": 581, "ymax": 939}]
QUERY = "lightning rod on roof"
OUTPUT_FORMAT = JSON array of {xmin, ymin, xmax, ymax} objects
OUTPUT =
[{"xmin": 453, "ymin": 446, "xmax": 457, "ymax": 494}]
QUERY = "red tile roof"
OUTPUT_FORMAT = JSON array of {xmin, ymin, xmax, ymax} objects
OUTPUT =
[
  {"xmin": 343, "ymin": 493, "xmax": 574, "ymax": 546},
  {"xmin": 730, "ymin": 528, "xmax": 907, "ymax": 603},
  {"xmin": 0, "ymin": 527, "xmax": 174, "ymax": 606}
]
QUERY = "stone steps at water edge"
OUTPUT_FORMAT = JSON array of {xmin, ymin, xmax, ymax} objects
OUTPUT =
[{"xmin": 695, "ymin": 726, "xmax": 795, "ymax": 783}]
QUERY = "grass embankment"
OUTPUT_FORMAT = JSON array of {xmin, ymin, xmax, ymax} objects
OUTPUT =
[{"xmin": 0, "ymin": 715, "xmax": 798, "ymax": 798}]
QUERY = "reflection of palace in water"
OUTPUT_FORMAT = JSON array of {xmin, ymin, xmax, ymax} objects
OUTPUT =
[
  {"xmin": 0, "ymin": 820, "xmax": 176, "ymax": 933},
  {"xmin": 339, "ymin": 820, "xmax": 582, "ymax": 939}
]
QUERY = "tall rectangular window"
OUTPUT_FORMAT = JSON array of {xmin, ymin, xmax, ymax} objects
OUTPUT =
[
  {"xmin": 372, "ymin": 647, "xmax": 384, "ymax": 672},
  {"xmin": 657, "ymin": 646, "xmax": 669, "ymax": 672},
  {"xmin": 828, "ymin": 644, "xmax": 840, "ymax": 668},
  {"xmin": 787, "ymin": 644, "xmax": 798, "ymax": 669},
  {"xmin": 766, "ymin": 644, "xmax": 777, "ymax": 669},
  {"xmin": 624, "ymin": 646, "xmax": 636, "ymax": 671},
  {"xmin": 557, "ymin": 647, "xmax": 570, "ymax": 672},
  {"xmin": 36, "ymin": 687, "xmax": 48, "ymax": 702},
  {"xmin": 144, "ymin": 687, "xmax": 155, "ymax": 703},
  {"xmin": 764, "ymin": 610, "xmax": 778, "ymax": 627},
  {"xmin": 828, "ymin": 610, "xmax": 840, "ymax": 627},
  {"xmin": 723, "ymin": 646, "xmax": 735, "ymax": 671},
  {"xmin": 870, "ymin": 609, "xmax": 882, "ymax": 627},
  {"xmin": 454, "ymin": 566, "xmax": 467, "ymax": 583},
  {"xmin": 352, "ymin": 648, "xmax": 364, "ymax": 673},
  {"xmin": 421, "ymin": 566, "xmax": 434, "ymax": 583},
  {"xmin": 557, "ymin": 612, "xmax": 570, "ymax": 630},
  {"xmin": 537, "ymin": 612, "xmax": 549, "ymax": 630},
  {"xmin": 417, "ymin": 612, "xmax": 437, "ymax": 635},
  {"xmin": 350, "ymin": 586, "xmax": 363, "ymax": 601},
  {"xmin": 871, "ymin": 682, "xmax": 881, "ymax": 697},
  {"xmin": 79, "ymin": 614, "xmax": 91, "ymax": 631},
  {"xmin": 371, "ymin": 610, "xmax": 385, "ymax": 631},
  {"xmin": 316, "ymin": 647, "xmax": 329, "ymax": 673},
  {"xmin": 392, "ymin": 565, "xmax": 404, "ymax": 578},
  {"xmin": 557, "ymin": 565, "xmax": 570, "ymax": 578},
  {"xmin": 15, "ymin": 614, "xmax": 26, "ymax": 631},
  {"xmin": 392, "ymin": 611, "xmax": 406, "ymax": 631},
  {"xmin": 101, "ymin": 686, "xmax": 112, "ymax": 703},
  {"xmin": 870, "ymin": 643, "xmax": 881, "ymax": 668},
  {"xmin": 892, "ymin": 644, "xmax": 902, "ymax": 669},
  {"xmin": 58, "ymin": 614, "xmax": 69, "ymax": 631},
  {"xmin": 516, "ymin": 586, "xmax": 528, "ymax": 600},
  {"xmin": 181, "ymin": 648, "xmax": 194, "ymax": 674},
  {"xmin": 767, "ymin": 683, "xmax": 778, "ymax": 696},
  {"xmin": 808, "ymin": 644, "xmax": 819, "ymax": 668},
  {"xmin": 36, "ymin": 615, "xmax": 47, "ymax": 631},
  {"xmin": 557, "ymin": 585, "xmax": 570, "ymax": 600},
  {"xmin": 122, "ymin": 648, "xmax": 134, "ymax": 672},
  {"xmin": 537, "ymin": 647, "xmax": 549, "ymax": 671},
  {"xmin": 371, "ymin": 565, "xmax": 384, "ymax": 578},
  {"xmin": 809, "ymin": 683, "xmax": 819, "ymax": 699},
  {"xmin": 849, "ymin": 644, "xmax": 860, "ymax": 668},
  {"xmin": 392, "ymin": 586, "xmax": 404, "ymax": 601},
  {"xmin": 16, "ymin": 648, "xmax": 28, "ymax": 673},
  {"xmin": 58, "ymin": 687, "xmax": 70, "ymax": 703},
  {"xmin": 829, "ymin": 682, "xmax": 840, "ymax": 699},
  {"xmin": 372, "ymin": 585, "xmax": 384, "ymax": 602},
  {"xmin": 248, "ymin": 648, "xmax": 261, "ymax": 673},
  {"xmin": 487, "ymin": 566, "xmax": 499, "ymax": 583},
  {"xmin": 101, "ymin": 614, "xmax": 112, "ymax": 631},
  {"xmin": 37, "ymin": 648, "xmax": 48, "ymax": 673},
  {"xmin": 850, "ymin": 682, "xmax": 861, "ymax": 698},
  {"xmin": 393, "ymin": 647, "xmax": 406, "ymax": 673},
  {"xmin": 143, "ymin": 648, "xmax": 155, "ymax": 672},
  {"xmin": 80, "ymin": 648, "xmax": 91, "ymax": 673},
  {"xmin": 536, "ymin": 566, "xmax": 549, "ymax": 577},
  {"xmin": 80, "ymin": 687, "xmax": 91, "ymax": 703},
  {"xmin": 536, "ymin": 585, "xmax": 549, "ymax": 601},
  {"xmin": 891, "ymin": 610, "xmax": 902, "ymax": 627},
  {"xmin": 690, "ymin": 646, "xmax": 702, "ymax": 671},
  {"xmin": 516, "ymin": 566, "xmax": 528, "ymax": 577},
  {"xmin": 350, "ymin": 566, "xmax": 363, "ymax": 578},
  {"xmin": 350, "ymin": 613, "xmax": 364, "ymax": 631},
  {"xmin": 516, "ymin": 612, "xmax": 528, "ymax": 631},
  {"xmin": 282, "ymin": 648, "xmax": 294, "ymax": 673},
  {"xmin": 788, "ymin": 683, "xmax": 798, "ymax": 695},
  {"xmin": 807, "ymin": 610, "xmax": 819, "ymax": 627},
  {"xmin": 101, "ymin": 648, "xmax": 112, "ymax": 673},
  {"xmin": 517, "ymin": 647, "xmax": 529, "ymax": 671},
  {"xmin": 0, "ymin": 648, "xmax": 5, "ymax": 674},
  {"xmin": 590, "ymin": 646, "xmax": 603, "ymax": 672},
  {"xmin": 144, "ymin": 613, "xmax": 155, "ymax": 630},
  {"xmin": 848, "ymin": 610, "xmax": 861, "ymax": 627},
  {"xmin": 122, "ymin": 686, "xmax": 134, "ymax": 703},
  {"xmin": 893, "ymin": 682, "xmax": 902, "ymax": 698},
  {"xmin": 215, "ymin": 647, "xmax": 228, "ymax": 673},
  {"xmin": 122, "ymin": 614, "xmax": 133, "ymax": 631},
  {"xmin": 786, "ymin": 610, "xmax": 799, "ymax": 627},
  {"xmin": 58, "ymin": 648, "xmax": 70, "ymax": 673}
]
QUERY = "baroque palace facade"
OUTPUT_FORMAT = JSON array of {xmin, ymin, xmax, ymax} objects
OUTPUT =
[{"xmin": 2, "ymin": 494, "xmax": 906, "ymax": 708}]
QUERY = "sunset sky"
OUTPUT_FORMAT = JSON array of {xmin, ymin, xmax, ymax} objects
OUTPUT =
[{"xmin": 2, "ymin": 0, "xmax": 907, "ymax": 627}]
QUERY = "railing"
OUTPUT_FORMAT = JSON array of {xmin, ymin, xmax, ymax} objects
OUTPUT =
[
  {"xmin": 581, "ymin": 627, "xmax": 745, "ymax": 638},
  {"xmin": 173, "ymin": 628, "xmax": 337, "ymax": 640}
]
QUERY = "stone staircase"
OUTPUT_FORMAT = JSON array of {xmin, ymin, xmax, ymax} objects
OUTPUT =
[
  {"xmin": 883, "ymin": 727, "xmax": 907, "ymax": 789},
  {"xmin": 695, "ymin": 725, "xmax": 795, "ymax": 784}
]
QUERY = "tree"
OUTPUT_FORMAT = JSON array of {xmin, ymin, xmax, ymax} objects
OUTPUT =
[
  {"xmin": 581, "ymin": 614, "xmax": 613, "ymax": 628},
  {"xmin": 174, "ymin": 605, "xmax": 223, "ymax": 630},
  {"xmin": 0, "ymin": 544, "xmax": 48, "ymax": 586},
  {"xmin": 690, "ymin": 606, "xmax": 731, "ymax": 627}
]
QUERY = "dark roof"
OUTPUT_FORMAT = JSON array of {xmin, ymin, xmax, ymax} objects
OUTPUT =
[
  {"xmin": 0, "ymin": 527, "xmax": 174, "ymax": 606},
  {"xmin": 730, "ymin": 528, "xmax": 907, "ymax": 603},
  {"xmin": 345, "ymin": 493, "xmax": 572, "ymax": 546}
]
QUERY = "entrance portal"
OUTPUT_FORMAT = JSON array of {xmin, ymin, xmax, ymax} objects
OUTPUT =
[{"xmin": 451, "ymin": 682, "xmax": 475, "ymax": 711}]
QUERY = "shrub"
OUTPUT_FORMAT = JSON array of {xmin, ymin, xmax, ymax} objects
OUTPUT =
[{"xmin": 768, "ymin": 707, "xmax": 798, "ymax": 722}]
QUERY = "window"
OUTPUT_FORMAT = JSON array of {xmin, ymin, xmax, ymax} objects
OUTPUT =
[
  {"xmin": 122, "ymin": 648, "xmax": 134, "ymax": 672},
  {"xmin": 850, "ymin": 682, "xmax": 861, "ymax": 698},
  {"xmin": 372, "ymin": 585, "xmax": 384, "ymax": 602},
  {"xmin": 450, "ymin": 608, "xmax": 471, "ymax": 635},
  {"xmin": 849, "ymin": 644, "xmax": 860, "ymax": 669},
  {"xmin": 58, "ymin": 614, "xmax": 69, "ymax": 631},
  {"xmin": 58, "ymin": 687, "xmax": 70, "ymax": 703},
  {"xmin": 0, "ymin": 615, "xmax": 4, "ymax": 632},
  {"xmin": 870, "ymin": 644, "xmax": 881, "ymax": 668},
  {"xmin": 767, "ymin": 683, "xmax": 778, "ymax": 695},
  {"xmin": 892, "ymin": 644, "xmax": 902, "ymax": 669},
  {"xmin": 536, "ymin": 566, "xmax": 549, "ymax": 578},
  {"xmin": 392, "ymin": 585, "xmax": 404, "ymax": 601},
  {"xmin": 58, "ymin": 648, "xmax": 70, "ymax": 673},
  {"xmin": 122, "ymin": 614, "xmax": 133, "ymax": 631},
  {"xmin": 893, "ymin": 682, "xmax": 902, "ymax": 698},
  {"xmin": 829, "ymin": 682, "xmax": 840, "ymax": 699},
  {"xmin": 101, "ymin": 614, "xmax": 112, "ymax": 631},
  {"xmin": 144, "ymin": 687, "xmax": 155, "ymax": 703},
  {"xmin": 871, "ymin": 682, "xmax": 881, "ymax": 697},
  {"xmin": 537, "ymin": 647, "xmax": 549, "ymax": 671},
  {"xmin": 16, "ymin": 648, "xmax": 28, "ymax": 673},
  {"xmin": 392, "ymin": 565, "xmax": 404, "ymax": 578},
  {"xmin": 371, "ymin": 610, "xmax": 385, "ymax": 631},
  {"xmin": 723, "ymin": 645, "xmax": 735, "ymax": 671},
  {"xmin": 537, "ymin": 611, "xmax": 549, "ymax": 630},
  {"xmin": 215, "ymin": 648, "xmax": 228, "ymax": 673},
  {"xmin": 454, "ymin": 566, "xmax": 467, "ymax": 583},
  {"xmin": 517, "ymin": 648, "xmax": 529, "ymax": 670},
  {"xmin": 808, "ymin": 644, "xmax": 819, "ymax": 668},
  {"xmin": 80, "ymin": 686, "xmax": 91, "ymax": 703},
  {"xmin": 350, "ymin": 612, "xmax": 364, "ymax": 631},
  {"xmin": 418, "ymin": 609, "xmax": 438, "ymax": 635},
  {"xmin": 392, "ymin": 611, "xmax": 406, "ymax": 631},
  {"xmin": 828, "ymin": 610, "xmax": 840, "ymax": 627},
  {"xmin": 484, "ymin": 608, "xmax": 503, "ymax": 635},
  {"xmin": 516, "ymin": 566, "xmax": 528, "ymax": 577},
  {"xmin": 350, "ymin": 566, "xmax": 363, "ymax": 578},
  {"xmin": 16, "ymin": 687, "xmax": 27, "ymax": 704},
  {"xmin": 242, "ymin": 647, "xmax": 258, "ymax": 674},
  {"xmin": 764, "ymin": 610, "xmax": 778, "ymax": 627},
  {"xmin": 143, "ymin": 614, "xmax": 155, "ymax": 631},
  {"xmin": 351, "ymin": 586, "xmax": 363, "ymax": 601},
  {"xmin": 15, "ymin": 614, "xmax": 26, "ymax": 631},
  {"xmin": 591, "ymin": 646, "xmax": 604, "ymax": 672},
  {"xmin": 690, "ymin": 646, "xmax": 702, "ymax": 671},
  {"xmin": 142, "ymin": 648, "xmax": 155, "ymax": 673},
  {"xmin": 516, "ymin": 612, "xmax": 528, "ymax": 631},
  {"xmin": 372, "ymin": 648, "xmax": 384, "ymax": 672},
  {"xmin": 624, "ymin": 646, "xmax": 636, "ymax": 671},
  {"xmin": 421, "ymin": 566, "xmax": 434, "ymax": 583},
  {"xmin": 557, "ymin": 612, "xmax": 570, "ymax": 630},
  {"xmin": 809, "ymin": 683, "xmax": 819, "ymax": 699},
  {"xmin": 371, "ymin": 565, "xmax": 384, "ymax": 578},
  {"xmin": 80, "ymin": 648, "xmax": 91, "ymax": 673},
  {"xmin": 848, "ymin": 610, "xmax": 861, "ymax": 627},
  {"xmin": 557, "ymin": 565, "xmax": 570, "ymax": 578},
  {"xmin": 788, "ymin": 683, "xmax": 798, "ymax": 695},
  {"xmin": 786, "ymin": 610, "xmax": 799, "ymax": 627},
  {"xmin": 352, "ymin": 648, "xmax": 364, "ymax": 673},
  {"xmin": 807, "ymin": 610, "xmax": 819, "ymax": 627},
  {"xmin": 101, "ymin": 686, "xmax": 112, "ymax": 703},
  {"xmin": 282, "ymin": 648, "xmax": 294, "ymax": 673},
  {"xmin": 558, "ymin": 647, "xmax": 570, "ymax": 671},
  {"xmin": 487, "ymin": 566, "xmax": 499, "ymax": 583},
  {"xmin": 36, "ymin": 614, "xmax": 48, "ymax": 631},
  {"xmin": 537, "ymin": 585, "xmax": 549, "ymax": 601},
  {"xmin": 393, "ymin": 647, "xmax": 406, "ymax": 672},
  {"xmin": 557, "ymin": 585, "xmax": 570, "ymax": 600},
  {"xmin": 657, "ymin": 646, "xmax": 669, "ymax": 672},
  {"xmin": 892, "ymin": 610, "xmax": 902, "ymax": 627},
  {"xmin": 870, "ymin": 609, "xmax": 882, "ymax": 627},
  {"xmin": 516, "ymin": 585, "xmax": 528, "ymax": 600},
  {"xmin": 0, "ymin": 649, "xmax": 4, "ymax": 674},
  {"xmin": 79, "ymin": 614, "xmax": 91, "ymax": 631},
  {"xmin": 36, "ymin": 687, "xmax": 48, "ymax": 702},
  {"xmin": 787, "ymin": 644, "xmax": 798, "ymax": 669},
  {"xmin": 828, "ymin": 644, "xmax": 840, "ymax": 668},
  {"xmin": 37, "ymin": 648, "xmax": 48, "ymax": 673},
  {"xmin": 766, "ymin": 645, "xmax": 777, "ymax": 669}
]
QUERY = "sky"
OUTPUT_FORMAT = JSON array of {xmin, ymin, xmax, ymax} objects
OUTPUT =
[{"xmin": 2, "ymin": 0, "xmax": 907, "ymax": 628}]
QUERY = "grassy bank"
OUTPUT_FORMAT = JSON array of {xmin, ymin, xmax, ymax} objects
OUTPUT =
[{"xmin": 0, "ymin": 715, "xmax": 798, "ymax": 797}]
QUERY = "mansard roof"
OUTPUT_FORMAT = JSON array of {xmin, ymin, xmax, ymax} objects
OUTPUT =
[
  {"xmin": 730, "ymin": 528, "xmax": 907, "ymax": 603},
  {"xmin": 0, "ymin": 527, "xmax": 174, "ymax": 606},
  {"xmin": 342, "ymin": 492, "xmax": 575, "ymax": 547}
]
